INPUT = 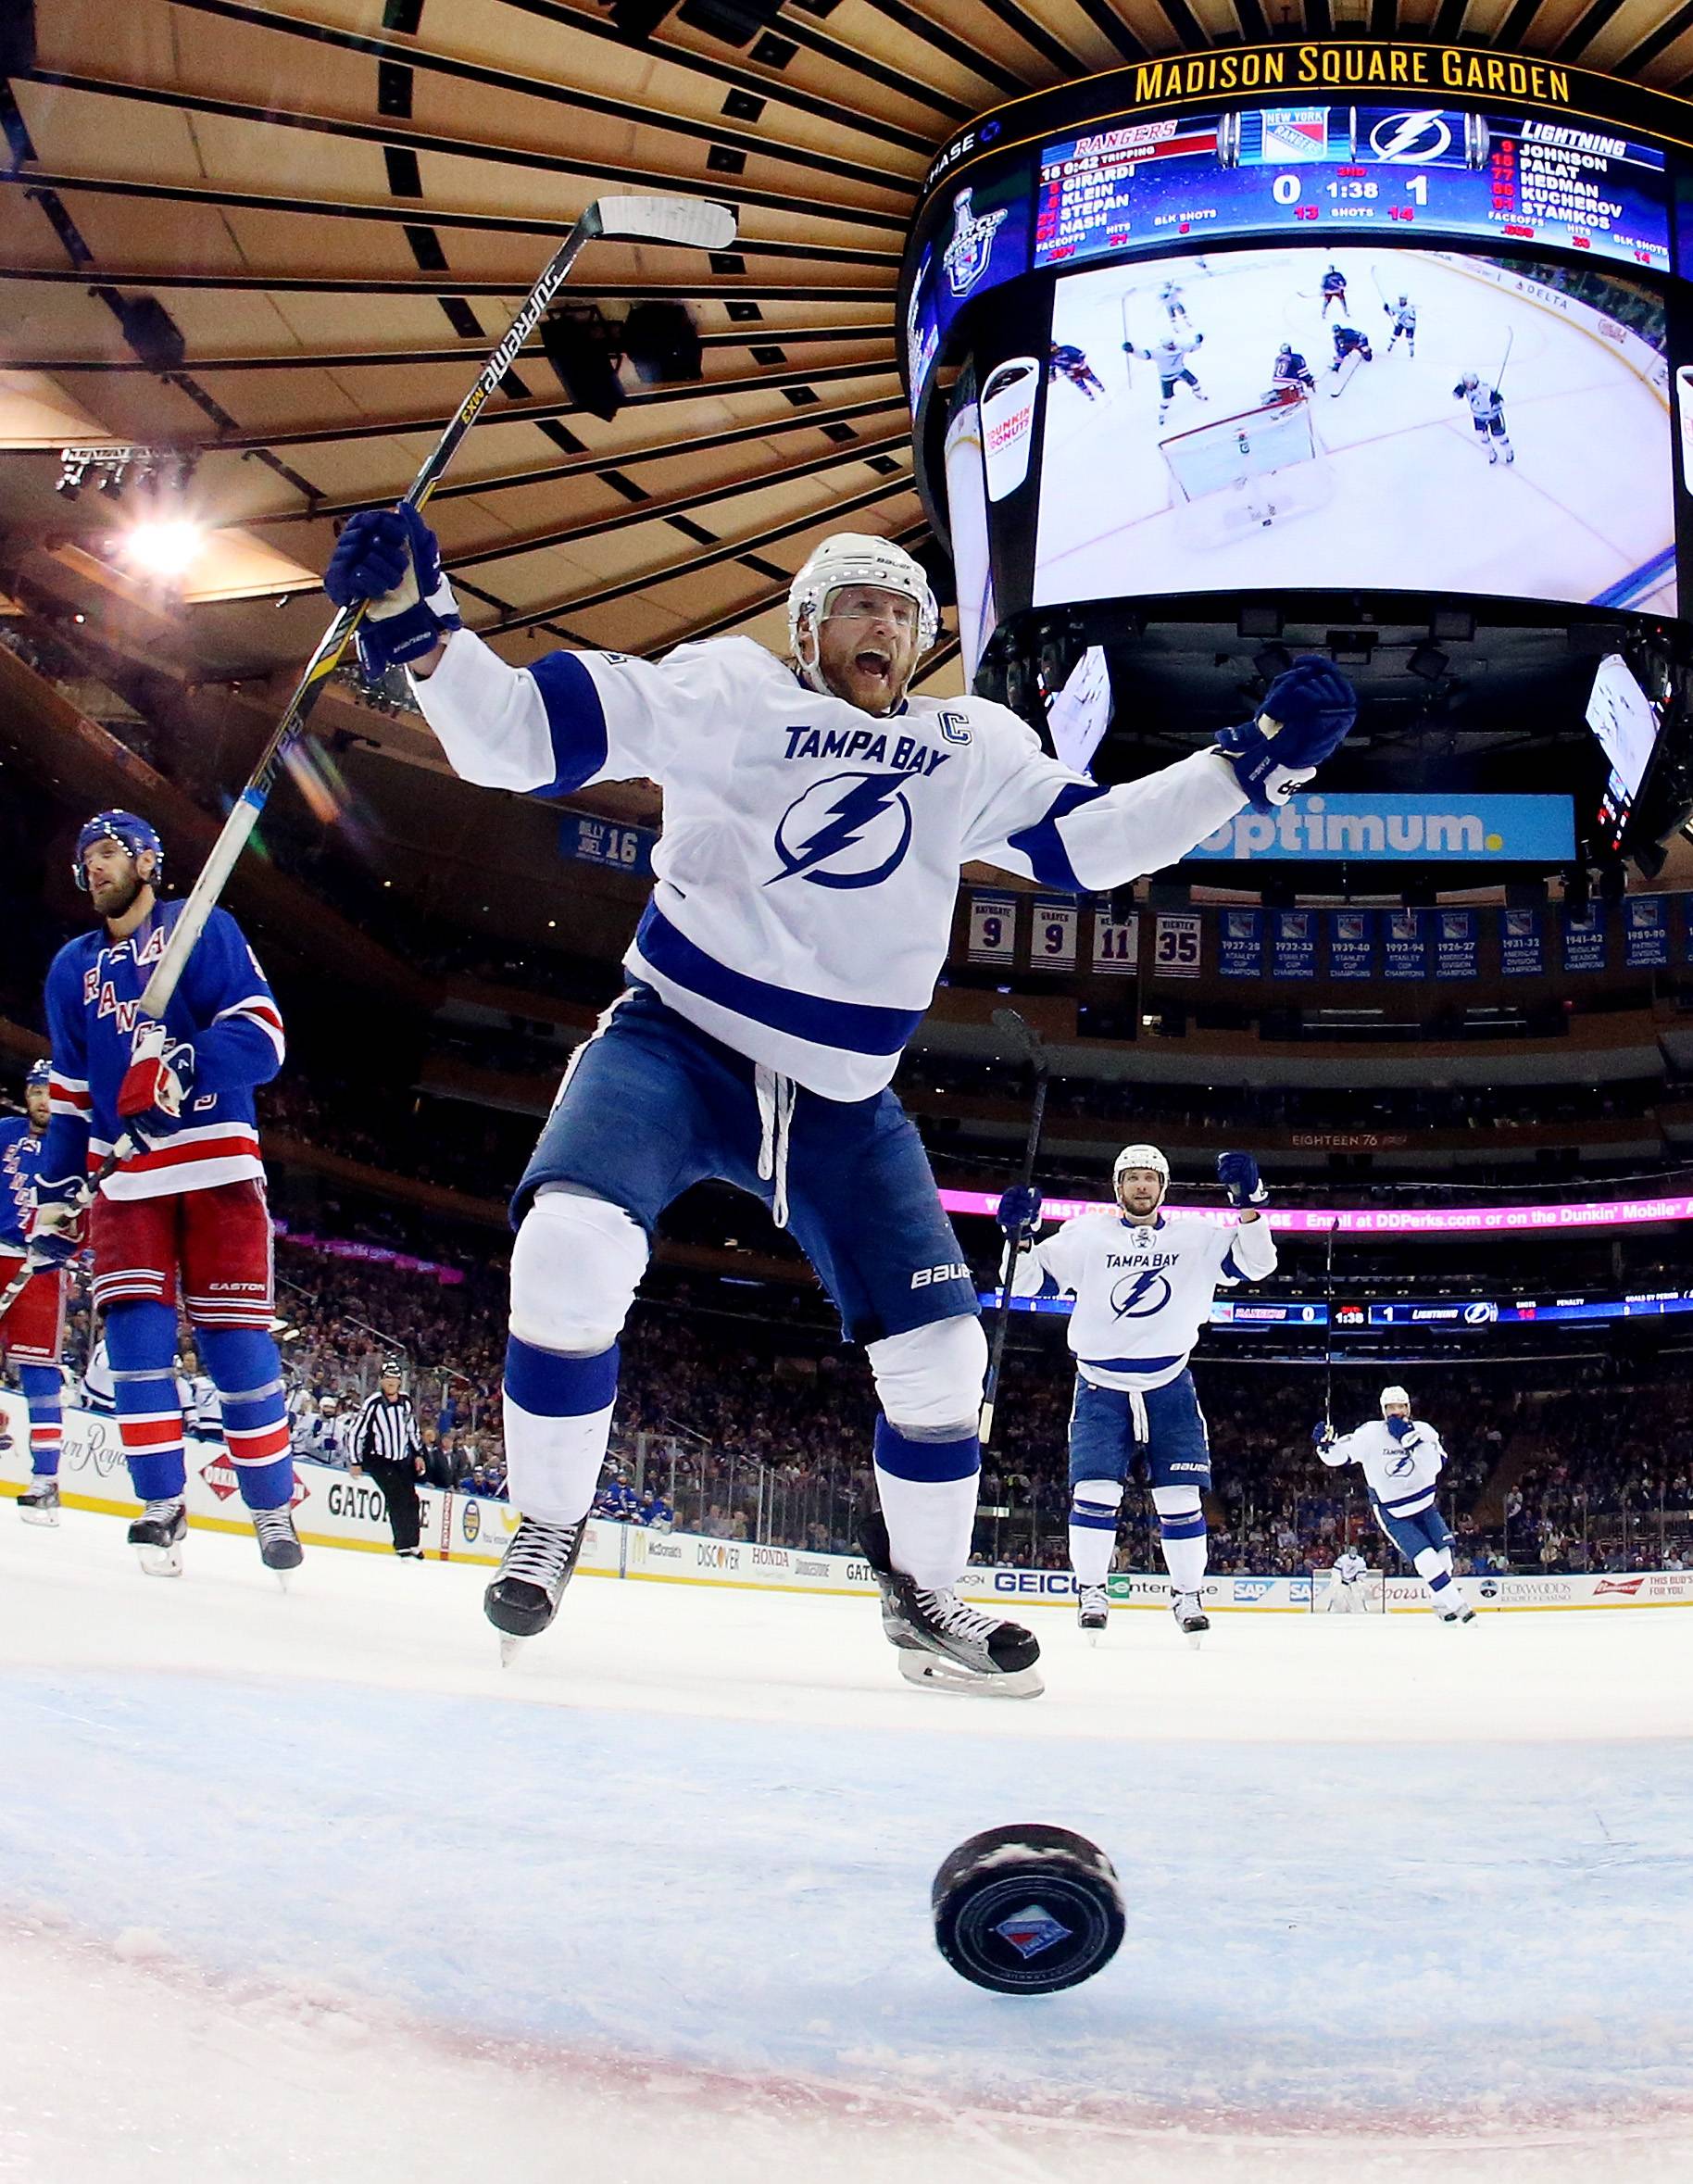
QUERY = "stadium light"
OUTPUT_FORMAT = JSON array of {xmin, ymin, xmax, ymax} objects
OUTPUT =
[{"xmin": 122, "ymin": 519, "xmax": 207, "ymax": 578}]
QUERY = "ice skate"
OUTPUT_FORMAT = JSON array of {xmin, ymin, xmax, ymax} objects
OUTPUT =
[
  {"xmin": 129, "ymin": 1497, "xmax": 186, "ymax": 1577},
  {"xmin": 251, "ymin": 1504, "xmax": 303, "ymax": 1586},
  {"xmin": 861, "ymin": 1514, "xmax": 1042, "ymax": 1699},
  {"xmin": 1439, "ymin": 1595, "xmax": 1476, "ymax": 1625},
  {"xmin": 18, "ymin": 1477, "xmax": 60, "ymax": 1526},
  {"xmin": 485, "ymin": 1515, "xmax": 585, "ymax": 1663},
  {"xmin": 1076, "ymin": 1583, "xmax": 1110, "ymax": 1641},
  {"xmin": 1173, "ymin": 1589, "xmax": 1210, "ymax": 1649}
]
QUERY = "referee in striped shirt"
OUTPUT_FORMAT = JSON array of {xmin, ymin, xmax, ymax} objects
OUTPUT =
[{"xmin": 354, "ymin": 1360, "xmax": 426, "ymax": 1559}]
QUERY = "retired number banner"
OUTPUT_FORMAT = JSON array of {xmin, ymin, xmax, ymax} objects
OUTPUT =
[{"xmin": 967, "ymin": 892, "xmax": 1017, "ymax": 965}]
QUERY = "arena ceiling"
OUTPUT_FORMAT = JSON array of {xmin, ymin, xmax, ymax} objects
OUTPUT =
[{"xmin": 5, "ymin": 0, "xmax": 1693, "ymax": 716}]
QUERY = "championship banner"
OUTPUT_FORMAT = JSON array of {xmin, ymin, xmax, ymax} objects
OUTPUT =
[
  {"xmin": 1328, "ymin": 908, "xmax": 1374, "ymax": 979},
  {"xmin": 1499, "ymin": 907, "xmax": 1545, "ymax": 976},
  {"xmin": 1624, "ymin": 895, "xmax": 1670, "ymax": 969},
  {"xmin": 1562, "ymin": 904, "xmax": 1607, "ymax": 973},
  {"xmin": 1091, "ymin": 907, "xmax": 1139, "ymax": 975},
  {"xmin": 1271, "ymin": 908, "xmax": 1316, "ymax": 980},
  {"xmin": 1152, "ymin": 910, "xmax": 1203, "ymax": 979},
  {"xmin": 967, "ymin": 892, "xmax": 1017, "ymax": 964},
  {"xmin": 558, "ymin": 812, "xmax": 656, "ymax": 877},
  {"xmin": 1383, "ymin": 909, "xmax": 1425, "ymax": 979},
  {"xmin": 1434, "ymin": 907, "xmax": 1478, "ymax": 980},
  {"xmin": 1218, "ymin": 908, "xmax": 1263, "ymax": 977},
  {"xmin": 1030, "ymin": 897, "xmax": 1078, "ymax": 972}
]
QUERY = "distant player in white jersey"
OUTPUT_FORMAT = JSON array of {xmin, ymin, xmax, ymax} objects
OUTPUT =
[
  {"xmin": 1383, "ymin": 295, "xmax": 1417, "ymax": 356},
  {"xmin": 1453, "ymin": 373, "xmax": 1513, "ymax": 464},
  {"xmin": 997, "ymin": 1145, "xmax": 1276, "ymax": 1641},
  {"xmin": 324, "ymin": 509, "xmax": 1358, "ymax": 1694},
  {"xmin": 1315, "ymin": 1387, "xmax": 1474, "ymax": 1623},
  {"xmin": 1159, "ymin": 277, "xmax": 1189, "ymax": 326},
  {"xmin": 1125, "ymin": 333, "xmax": 1207, "ymax": 425},
  {"xmin": 1325, "ymin": 1545, "xmax": 1371, "ymax": 1613}
]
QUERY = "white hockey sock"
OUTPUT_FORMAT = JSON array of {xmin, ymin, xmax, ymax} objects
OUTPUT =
[
  {"xmin": 873, "ymin": 1418, "xmax": 979, "ymax": 1594},
  {"xmin": 503, "ymin": 1339, "xmax": 619, "ymax": 1526},
  {"xmin": 1069, "ymin": 1478, "xmax": 1123, "ymax": 1588},
  {"xmin": 1154, "ymin": 1485, "xmax": 1208, "ymax": 1592},
  {"xmin": 1413, "ymin": 1544, "xmax": 1456, "ymax": 1608}
]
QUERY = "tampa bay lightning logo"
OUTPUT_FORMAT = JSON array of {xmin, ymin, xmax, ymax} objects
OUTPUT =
[
  {"xmin": 1386, "ymin": 1452, "xmax": 1416, "ymax": 1478},
  {"xmin": 769, "ymin": 771, "xmax": 914, "ymax": 889},
  {"xmin": 1110, "ymin": 1271, "xmax": 1173, "ymax": 1320}
]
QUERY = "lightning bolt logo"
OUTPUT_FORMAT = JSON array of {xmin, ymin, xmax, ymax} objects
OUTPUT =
[
  {"xmin": 1110, "ymin": 1271, "xmax": 1173, "ymax": 1321},
  {"xmin": 769, "ymin": 771, "xmax": 914, "ymax": 889},
  {"xmin": 1369, "ymin": 110, "xmax": 1452, "ymax": 164}
]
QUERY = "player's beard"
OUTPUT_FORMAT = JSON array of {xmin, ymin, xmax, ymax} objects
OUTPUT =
[{"xmin": 91, "ymin": 870, "xmax": 145, "ymax": 921}]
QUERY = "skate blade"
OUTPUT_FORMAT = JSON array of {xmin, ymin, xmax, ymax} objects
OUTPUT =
[
  {"xmin": 136, "ymin": 1545, "xmax": 184, "ymax": 1578},
  {"xmin": 896, "ymin": 1651, "xmax": 1044, "ymax": 1701},
  {"xmin": 498, "ymin": 1636, "xmax": 526, "ymax": 1668},
  {"xmin": 1185, "ymin": 1630, "xmax": 1204, "ymax": 1651},
  {"xmin": 19, "ymin": 1508, "xmax": 60, "ymax": 1528}
]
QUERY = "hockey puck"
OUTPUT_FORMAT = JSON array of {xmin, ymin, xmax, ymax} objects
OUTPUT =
[{"xmin": 932, "ymin": 1824, "xmax": 1124, "ymax": 1995}]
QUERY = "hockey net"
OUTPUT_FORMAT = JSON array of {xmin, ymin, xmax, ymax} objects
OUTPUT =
[{"xmin": 1160, "ymin": 389, "xmax": 1334, "ymax": 549}]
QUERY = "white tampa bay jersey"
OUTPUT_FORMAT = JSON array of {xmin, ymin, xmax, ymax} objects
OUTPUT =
[
  {"xmin": 1319, "ymin": 1417, "xmax": 1448, "ymax": 1517},
  {"xmin": 411, "ymin": 630, "xmax": 1245, "ymax": 1101},
  {"xmin": 1009, "ymin": 1210, "xmax": 1277, "ymax": 1392}
]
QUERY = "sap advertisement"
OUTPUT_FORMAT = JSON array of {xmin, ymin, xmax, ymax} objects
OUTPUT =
[{"xmin": 1186, "ymin": 793, "xmax": 1574, "ymax": 863}]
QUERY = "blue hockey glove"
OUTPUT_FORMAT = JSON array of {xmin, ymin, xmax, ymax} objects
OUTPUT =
[
  {"xmin": 27, "ymin": 1172, "xmax": 92, "ymax": 1272},
  {"xmin": 1215, "ymin": 657, "xmax": 1356, "ymax": 813},
  {"xmin": 1386, "ymin": 1414, "xmax": 1415, "ymax": 1443},
  {"xmin": 117, "ymin": 1022, "xmax": 194, "ymax": 1149},
  {"xmin": 997, "ymin": 1184, "xmax": 1043, "ymax": 1241},
  {"xmin": 1312, "ymin": 1422, "xmax": 1336, "ymax": 1450},
  {"xmin": 1217, "ymin": 1151, "xmax": 1267, "ymax": 1208},
  {"xmin": 324, "ymin": 504, "xmax": 461, "ymax": 676}
]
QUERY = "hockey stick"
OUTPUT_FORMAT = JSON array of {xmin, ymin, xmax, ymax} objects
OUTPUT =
[
  {"xmin": 1495, "ymin": 327, "xmax": 1514, "ymax": 395},
  {"xmin": 134, "ymin": 194, "xmax": 735, "ymax": 1025},
  {"xmin": 1323, "ymin": 1217, "xmax": 1337, "ymax": 1431},
  {"xmin": 980, "ymin": 1008, "xmax": 1050, "ymax": 1447}
]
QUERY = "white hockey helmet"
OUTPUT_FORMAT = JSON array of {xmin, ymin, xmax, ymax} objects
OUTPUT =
[
  {"xmin": 1460, "ymin": 370, "xmax": 1479, "ymax": 389},
  {"xmin": 1112, "ymin": 1143, "xmax": 1171, "ymax": 1207},
  {"xmin": 1379, "ymin": 1385, "xmax": 1411, "ymax": 1416},
  {"xmin": 787, "ymin": 533, "xmax": 939, "ymax": 690}
]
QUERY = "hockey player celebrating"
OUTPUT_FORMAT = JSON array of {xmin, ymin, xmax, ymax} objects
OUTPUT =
[
  {"xmin": 1125, "ymin": 331, "xmax": 1207, "ymax": 426},
  {"xmin": 29, "ymin": 812, "xmax": 302, "ymax": 1578},
  {"xmin": 997, "ymin": 1146, "xmax": 1276, "ymax": 1642},
  {"xmin": 1453, "ymin": 373, "xmax": 1513, "ymax": 466},
  {"xmin": 1271, "ymin": 342, "xmax": 1316, "ymax": 396},
  {"xmin": 1320, "ymin": 264, "xmax": 1348, "ymax": 317},
  {"xmin": 1159, "ymin": 277, "xmax": 1189, "ymax": 326},
  {"xmin": 1, "ymin": 1060, "xmax": 69, "ymax": 1522},
  {"xmin": 1325, "ymin": 1544, "xmax": 1371, "ymax": 1613},
  {"xmin": 322, "ymin": 509, "xmax": 1356, "ymax": 1693},
  {"xmin": 1314, "ymin": 1386, "xmax": 1474, "ymax": 1623},
  {"xmin": 1384, "ymin": 295, "xmax": 1417, "ymax": 357},
  {"xmin": 1047, "ymin": 342, "xmax": 1104, "ymax": 402},
  {"xmin": 1329, "ymin": 323, "xmax": 1373, "ymax": 376}
]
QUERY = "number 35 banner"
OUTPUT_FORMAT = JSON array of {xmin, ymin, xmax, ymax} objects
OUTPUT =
[
  {"xmin": 1153, "ymin": 910, "xmax": 1203, "ymax": 980},
  {"xmin": 1031, "ymin": 898, "xmax": 1078, "ymax": 972},
  {"xmin": 967, "ymin": 892, "xmax": 1018, "ymax": 964}
]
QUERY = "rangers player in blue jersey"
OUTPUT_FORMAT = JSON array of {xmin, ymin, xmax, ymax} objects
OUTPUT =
[
  {"xmin": 1329, "ymin": 323, "xmax": 1373, "ymax": 376},
  {"xmin": 1320, "ymin": 265, "xmax": 1348, "ymax": 317},
  {"xmin": 1, "ymin": 1060, "xmax": 69, "ymax": 1521},
  {"xmin": 30, "ymin": 812, "xmax": 301, "ymax": 1578},
  {"xmin": 324, "ymin": 508, "xmax": 1355, "ymax": 1693},
  {"xmin": 998, "ymin": 1145, "xmax": 1276, "ymax": 1642},
  {"xmin": 1315, "ymin": 1386, "xmax": 1474, "ymax": 1622}
]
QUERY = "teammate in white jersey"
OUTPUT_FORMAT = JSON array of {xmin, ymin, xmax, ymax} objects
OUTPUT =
[
  {"xmin": 998, "ymin": 1144, "xmax": 1277, "ymax": 1641},
  {"xmin": 1453, "ymin": 373, "xmax": 1512, "ymax": 465},
  {"xmin": 1383, "ymin": 295, "xmax": 1417, "ymax": 357},
  {"xmin": 324, "ymin": 510, "xmax": 1354, "ymax": 1693},
  {"xmin": 1325, "ymin": 1545, "xmax": 1371, "ymax": 1613},
  {"xmin": 1125, "ymin": 333, "xmax": 1207, "ymax": 425},
  {"xmin": 1315, "ymin": 1386, "xmax": 1474, "ymax": 1622}
]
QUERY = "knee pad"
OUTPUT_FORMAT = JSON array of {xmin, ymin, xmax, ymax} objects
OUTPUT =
[
  {"xmin": 1151, "ymin": 1485, "xmax": 1203, "ymax": 1520},
  {"xmin": 1072, "ymin": 1478, "xmax": 1123, "ymax": 1512},
  {"xmin": 867, "ymin": 1316, "xmax": 986, "ymax": 1439},
  {"xmin": 509, "ymin": 1186, "xmax": 648, "ymax": 1355},
  {"xmin": 104, "ymin": 1298, "xmax": 178, "ymax": 1373},
  {"xmin": 193, "ymin": 1324, "xmax": 283, "ymax": 1402}
]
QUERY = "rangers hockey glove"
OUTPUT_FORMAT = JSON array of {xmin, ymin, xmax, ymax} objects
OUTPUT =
[
  {"xmin": 997, "ymin": 1184, "xmax": 1043, "ymax": 1240},
  {"xmin": 27, "ymin": 1173, "xmax": 91, "ymax": 1271},
  {"xmin": 116, "ymin": 1021, "xmax": 194, "ymax": 1148},
  {"xmin": 1216, "ymin": 1151, "xmax": 1267, "ymax": 1207},
  {"xmin": 324, "ymin": 504, "xmax": 461, "ymax": 676},
  {"xmin": 1215, "ymin": 657, "xmax": 1356, "ymax": 814}
]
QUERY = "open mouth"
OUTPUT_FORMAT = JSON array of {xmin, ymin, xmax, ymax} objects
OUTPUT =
[{"xmin": 854, "ymin": 647, "xmax": 892, "ymax": 680}]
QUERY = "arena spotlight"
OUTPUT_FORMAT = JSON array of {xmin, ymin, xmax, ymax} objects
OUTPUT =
[{"xmin": 122, "ymin": 518, "xmax": 207, "ymax": 578}]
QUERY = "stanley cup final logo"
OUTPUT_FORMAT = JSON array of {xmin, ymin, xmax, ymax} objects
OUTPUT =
[{"xmin": 943, "ymin": 188, "xmax": 1007, "ymax": 298}]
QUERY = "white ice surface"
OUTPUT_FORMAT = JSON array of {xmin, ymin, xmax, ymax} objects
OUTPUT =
[
  {"xmin": 5, "ymin": 1509, "xmax": 1693, "ymax": 2182},
  {"xmin": 1035, "ymin": 245, "xmax": 1675, "ymax": 610}
]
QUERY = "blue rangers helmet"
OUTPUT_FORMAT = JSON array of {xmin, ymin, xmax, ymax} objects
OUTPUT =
[
  {"xmin": 25, "ymin": 1058, "xmax": 51, "ymax": 1090},
  {"xmin": 73, "ymin": 810, "xmax": 163, "ymax": 892}
]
